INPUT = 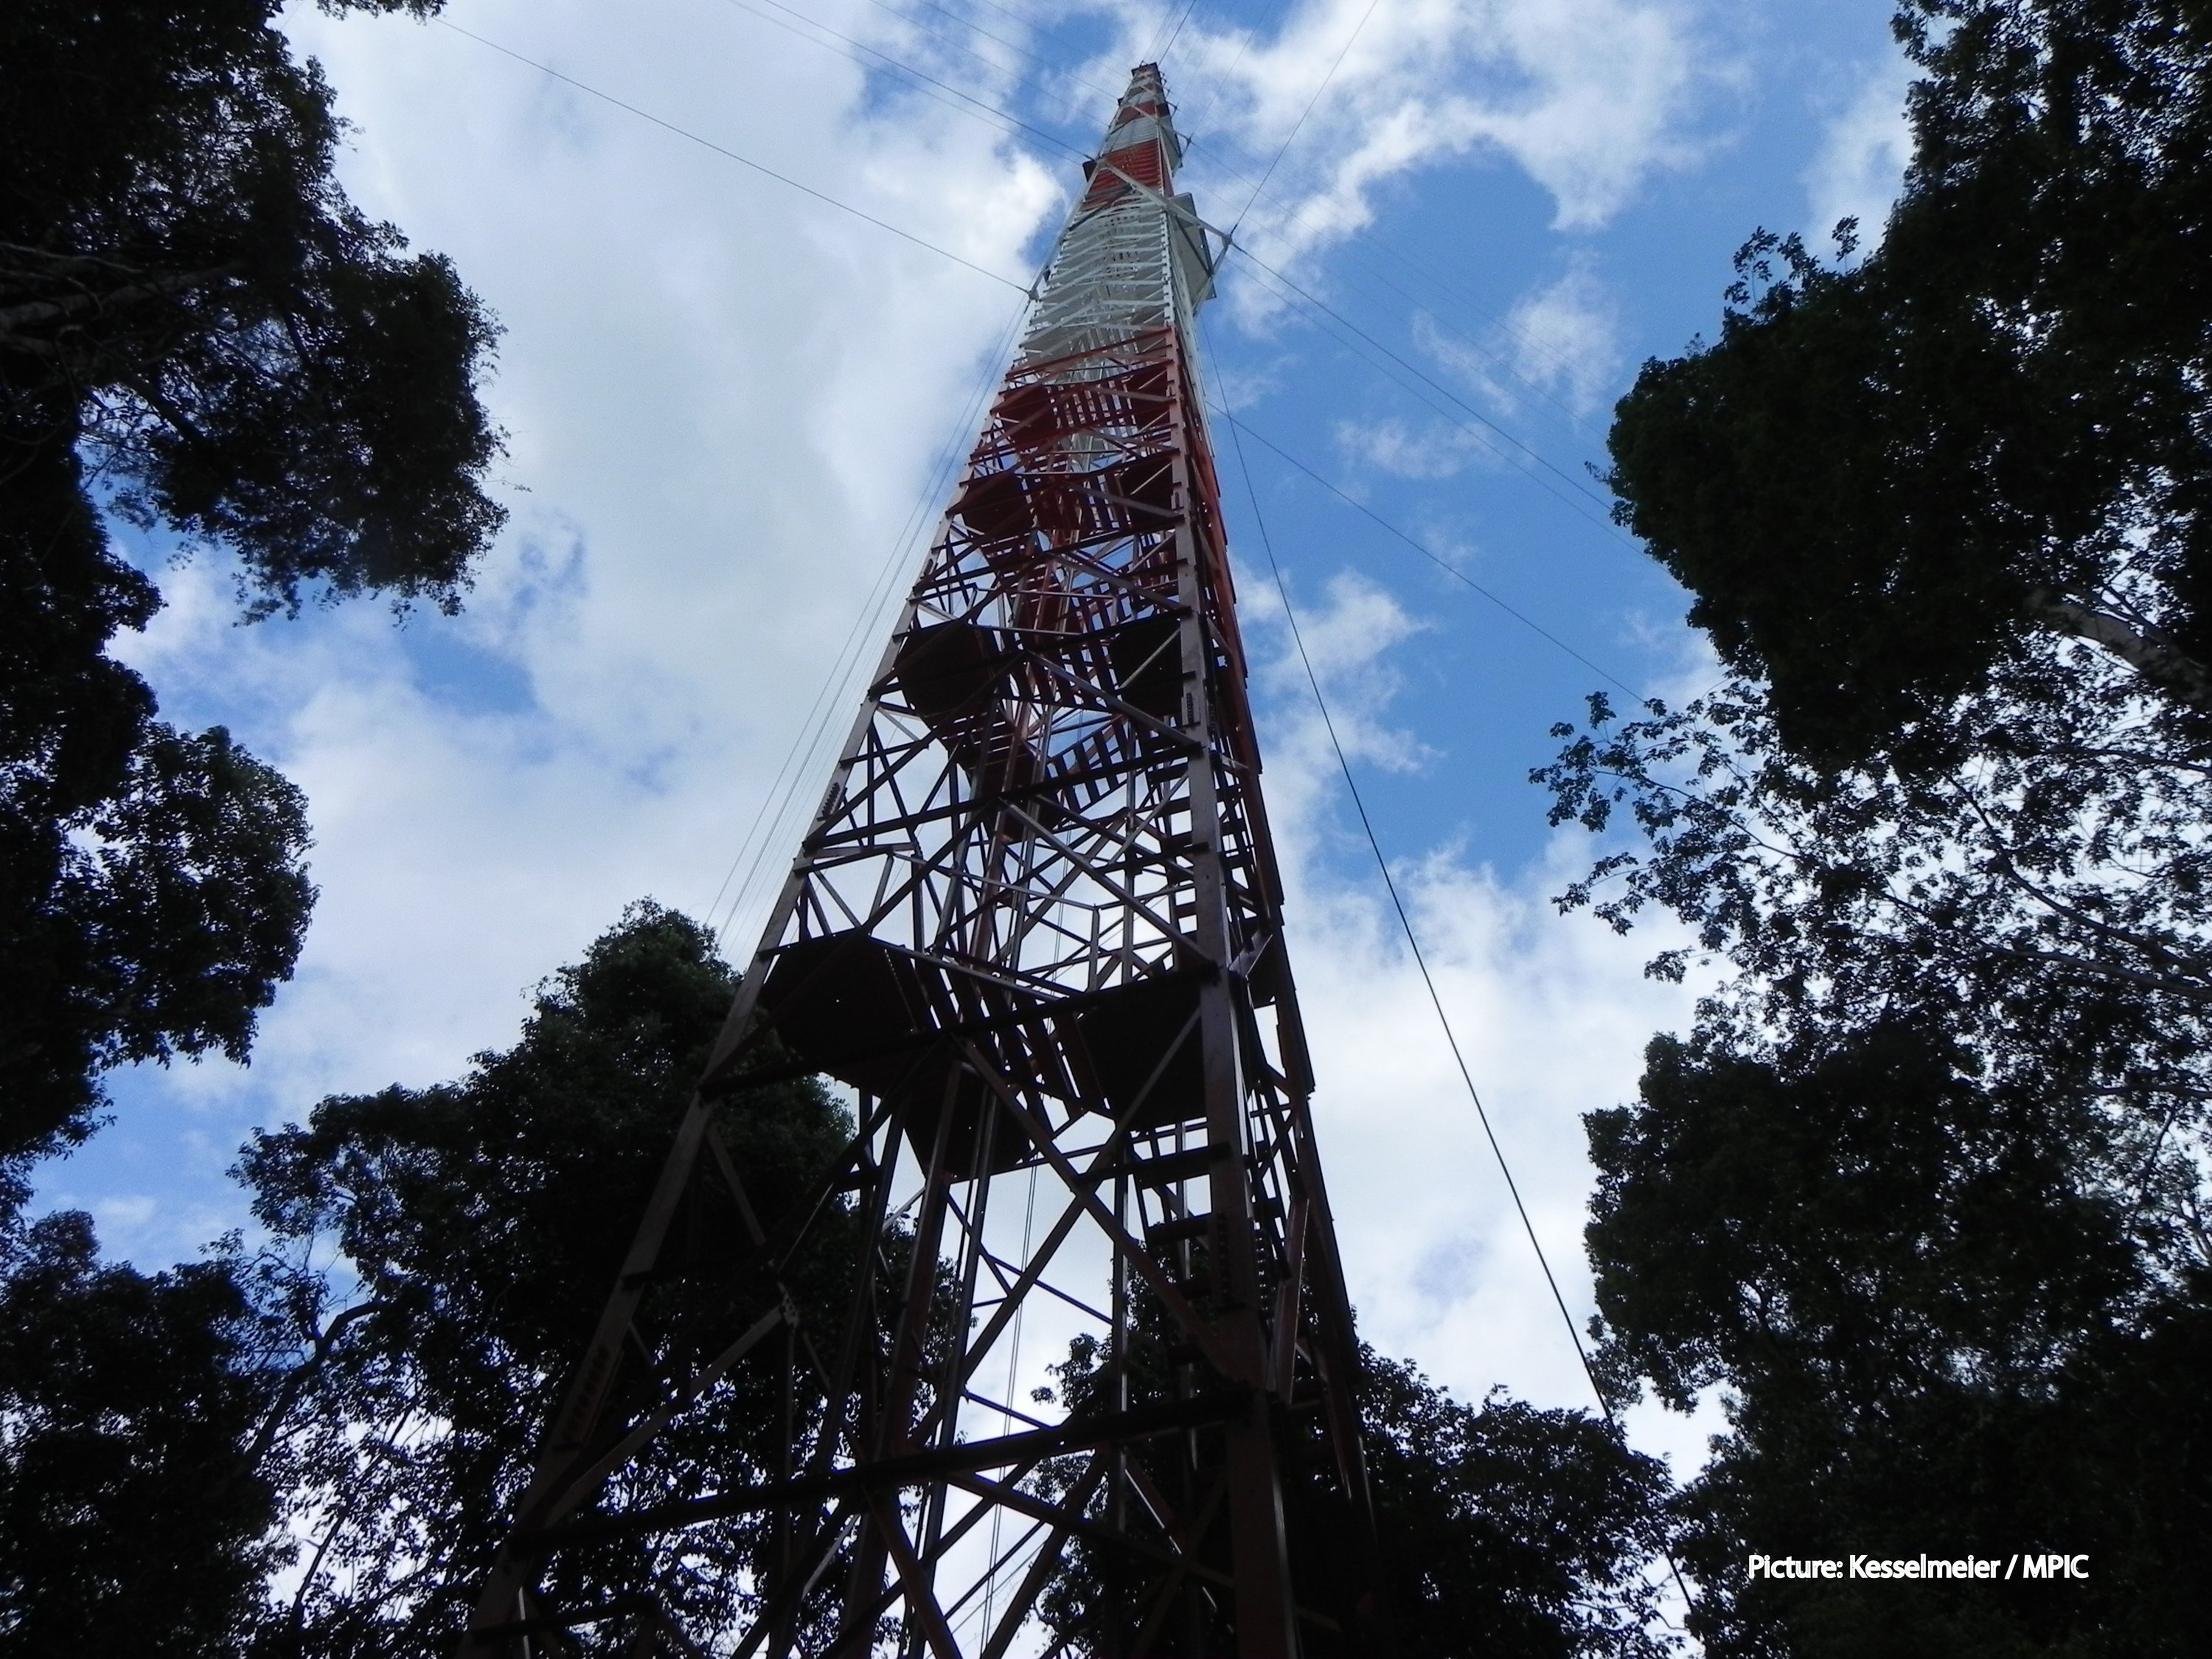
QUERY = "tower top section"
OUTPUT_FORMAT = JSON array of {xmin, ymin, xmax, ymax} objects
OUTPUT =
[
  {"xmin": 1086, "ymin": 60, "xmax": 1184, "ymax": 192},
  {"xmin": 1018, "ymin": 63, "xmax": 1218, "ymax": 369}
]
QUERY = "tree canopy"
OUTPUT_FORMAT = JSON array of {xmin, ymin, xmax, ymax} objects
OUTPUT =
[
  {"xmin": 1355, "ymin": 1352, "xmax": 1674, "ymax": 1659},
  {"xmin": 0, "ymin": 905, "xmax": 860, "ymax": 1655},
  {"xmin": 0, "ymin": 1211, "xmax": 287, "ymax": 1655},
  {"xmin": 3, "ymin": 0, "xmax": 500, "ymax": 613},
  {"xmin": 1607, "ymin": 0, "xmax": 2212, "ymax": 770},
  {"xmin": 1546, "ymin": 1, "xmax": 2212, "ymax": 1653},
  {"xmin": 237, "ymin": 907, "xmax": 1677, "ymax": 1655},
  {"xmin": 1030, "ymin": 1278, "xmax": 1675, "ymax": 1655},
  {"xmin": 237, "ymin": 902, "xmax": 858, "ymax": 1655},
  {"xmin": 0, "ymin": 0, "xmax": 503, "ymax": 1182}
]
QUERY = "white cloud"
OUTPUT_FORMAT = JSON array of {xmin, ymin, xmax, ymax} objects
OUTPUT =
[
  {"xmin": 1496, "ymin": 259, "xmax": 1624, "ymax": 417},
  {"xmin": 1804, "ymin": 47, "xmax": 1914, "ymax": 254},
  {"xmin": 1326, "ymin": 263, "xmax": 1620, "ymax": 498},
  {"xmin": 1415, "ymin": 256, "xmax": 1623, "ymax": 424},
  {"xmin": 291, "ymin": 0, "xmax": 1057, "ymax": 744},
  {"xmin": 1248, "ymin": 571, "xmax": 1440, "ymax": 811},
  {"xmin": 94, "ymin": 1195, "xmax": 158, "ymax": 1232},
  {"xmin": 98, "ymin": 0, "xmax": 1062, "ymax": 1103},
  {"xmin": 1141, "ymin": 0, "xmax": 1705, "ymax": 293},
  {"xmin": 1332, "ymin": 413, "xmax": 1488, "ymax": 479}
]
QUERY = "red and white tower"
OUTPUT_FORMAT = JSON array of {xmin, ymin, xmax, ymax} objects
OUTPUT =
[{"xmin": 467, "ymin": 65, "xmax": 1389, "ymax": 1658}]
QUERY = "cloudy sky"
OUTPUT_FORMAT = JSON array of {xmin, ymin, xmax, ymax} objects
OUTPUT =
[{"xmin": 46, "ymin": 0, "xmax": 1912, "ymax": 1488}]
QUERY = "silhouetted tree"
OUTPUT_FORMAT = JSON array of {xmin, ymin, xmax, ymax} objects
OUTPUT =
[
  {"xmin": 0, "ymin": 1211, "xmax": 288, "ymax": 1655},
  {"xmin": 1359, "ymin": 1352, "xmax": 1675, "ymax": 1658},
  {"xmin": 1549, "ymin": 3, "xmax": 2212, "ymax": 1652},
  {"xmin": 0, "ymin": 0, "xmax": 502, "ymax": 1180},
  {"xmin": 1607, "ymin": 0, "xmax": 2212, "ymax": 772},
  {"xmin": 3, "ymin": 0, "xmax": 501, "ymax": 612},
  {"xmin": 237, "ymin": 903, "xmax": 858, "ymax": 1655},
  {"xmin": 1034, "ymin": 1327, "xmax": 1677, "ymax": 1657},
  {"xmin": 1576, "ymin": 1019, "xmax": 2208, "ymax": 1658}
]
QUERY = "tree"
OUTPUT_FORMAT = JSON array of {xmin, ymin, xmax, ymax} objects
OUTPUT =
[
  {"xmin": 1543, "ymin": 2, "xmax": 2212, "ymax": 1652},
  {"xmin": 1540, "ymin": 678, "xmax": 2212, "ymax": 1655},
  {"xmin": 0, "ymin": 0, "xmax": 503, "ymax": 1180},
  {"xmin": 1032, "ymin": 1330, "xmax": 1677, "ymax": 1658},
  {"xmin": 1, "ymin": 897, "xmax": 1688, "ymax": 1655},
  {"xmin": 3, "ymin": 0, "xmax": 501, "ymax": 613},
  {"xmin": 1579, "ymin": 1020, "xmax": 2208, "ymax": 1659},
  {"xmin": 0, "ymin": 1211, "xmax": 289, "ymax": 1657},
  {"xmin": 236, "ymin": 903, "xmax": 860, "ymax": 1656},
  {"xmin": 1357, "ymin": 1352, "xmax": 1676, "ymax": 1659},
  {"xmin": 0, "ymin": 448, "xmax": 313, "ymax": 1196},
  {"xmin": 1606, "ymin": 0, "xmax": 2212, "ymax": 771}
]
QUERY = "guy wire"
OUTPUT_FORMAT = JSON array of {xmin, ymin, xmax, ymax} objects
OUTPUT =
[{"xmin": 1202, "ymin": 321, "xmax": 1697, "ymax": 1613}]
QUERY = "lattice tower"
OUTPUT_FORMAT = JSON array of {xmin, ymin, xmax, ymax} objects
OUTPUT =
[{"xmin": 465, "ymin": 63, "xmax": 1391, "ymax": 1659}]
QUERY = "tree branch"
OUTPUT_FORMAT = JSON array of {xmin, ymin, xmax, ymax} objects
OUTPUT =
[
  {"xmin": 246, "ymin": 1298, "xmax": 389, "ymax": 1471},
  {"xmin": 0, "ymin": 262, "xmax": 246, "ymax": 342},
  {"xmin": 2031, "ymin": 591, "xmax": 2212, "ymax": 706}
]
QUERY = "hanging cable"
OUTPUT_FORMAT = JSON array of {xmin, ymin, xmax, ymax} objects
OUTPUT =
[
  {"xmin": 1192, "ymin": 123, "xmax": 1606, "ymax": 423},
  {"xmin": 672, "ymin": 0, "xmax": 1632, "ymax": 535},
  {"xmin": 1222, "ymin": 171, "xmax": 1606, "ymax": 436},
  {"xmin": 1120, "ymin": 9, "xmax": 1639, "ymax": 547},
  {"xmin": 716, "ymin": 0, "xmax": 1091, "ymax": 161},
  {"xmin": 1158, "ymin": 0, "xmax": 1265, "ymax": 142},
  {"xmin": 894, "ymin": 0, "xmax": 1054, "ymax": 69},
  {"xmin": 442, "ymin": 7, "xmax": 1656, "ymax": 902},
  {"xmin": 1226, "ymin": 260, "xmax": 1623, "ymax": 540},
  {"xmin": 1202, "ymin": 323, "xmax": 1610, "ymax": 1415},
  {"xmin": 978, "ymin": 1163, "xmax": 1042, "ymax": 1636},
  {"xmin": 704, "ymin": 307, "xmax": 1037, "ymax": 934},
  {"xmin": 1228, "ymin": 246, "xmax": 1627, "ymax": 526},
  {"xmin": 479, "ymin": 4, "xmax": 1624, "ymax": 557},
  {"xmin": 1203, "ymin": 323, "xmax": 1696, "ymax": 1613},
  {"xmin": 832, "ymin": 0, "xmax": 1122, "ymax": 105},
  {"xmin": 952, "ymin": 0, "xmax": 1048, "ymax": 35},
  {"xmin": 711, "ymin": 290, "xmax": 1037, "ymax": 945},
  {"xmin": 821, "ymin": 4, "xmax": 1621, "ymax": 538},
  {"xmin": 1229, "ymin": 0, "xmax": 1381, "ymax": 236},
  {"xmin": 1148, "ymin": 0, "xmax": 1208, "ymax": 66}
]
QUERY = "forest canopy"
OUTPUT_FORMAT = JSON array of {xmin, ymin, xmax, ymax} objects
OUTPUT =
[
  {"xmin": 0, "ymin": 0, "xmax": 501, "ymax": 1189},
  {"xmin": 12, "ymin": 0, "xmax": 2210, "ymax": 1653},
  {"xmin": 1543, "ymin": 1, "xmax": 2212, "ymax": 1653}
]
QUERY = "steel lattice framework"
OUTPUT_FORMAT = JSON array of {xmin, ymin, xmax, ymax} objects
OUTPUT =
[{"xmin": 465, "ymin": 64, "xmax": 1390, "ymax": 1659}]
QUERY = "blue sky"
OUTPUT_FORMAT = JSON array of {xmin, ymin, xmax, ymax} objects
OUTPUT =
[{"xmin": 43, "ymin": 0, "xmax": 1910, "ymax": 1486}]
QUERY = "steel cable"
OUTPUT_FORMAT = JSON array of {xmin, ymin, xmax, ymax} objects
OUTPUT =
[{"xmin": 1204, "ymin": 320, "xmax": 1697, "ymax": 1616}]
